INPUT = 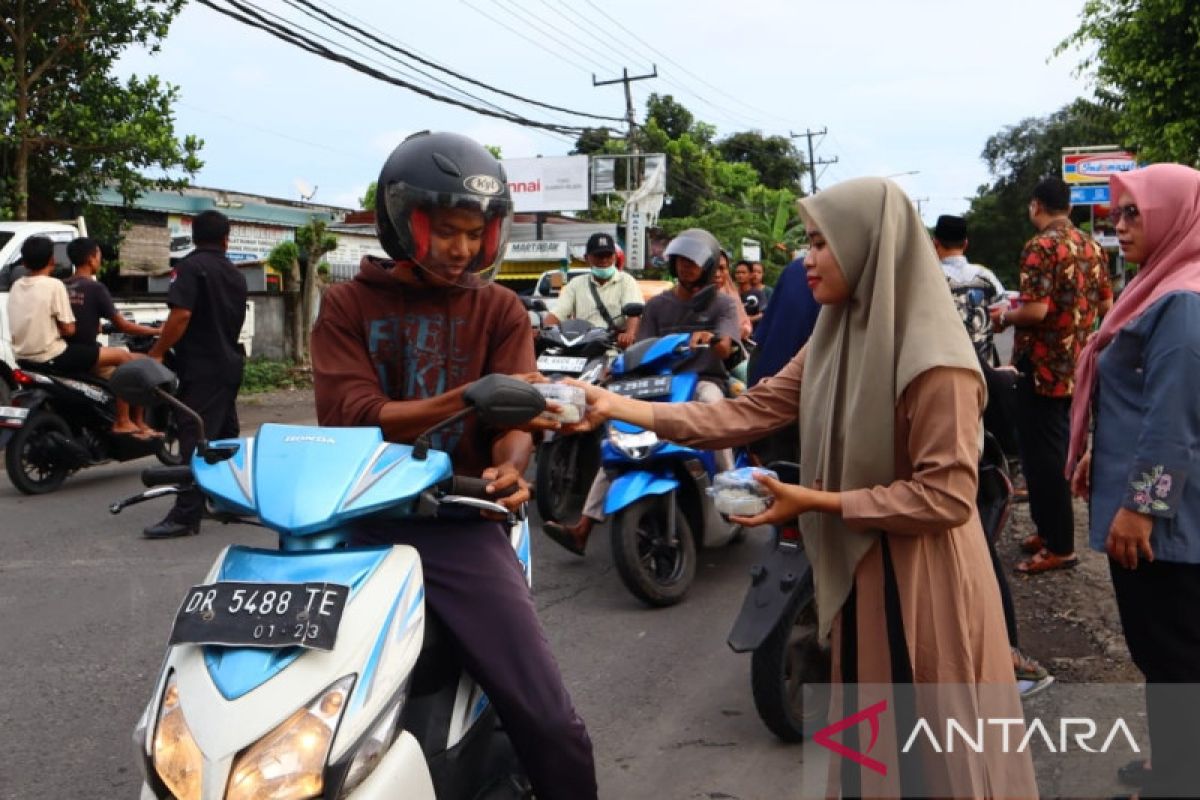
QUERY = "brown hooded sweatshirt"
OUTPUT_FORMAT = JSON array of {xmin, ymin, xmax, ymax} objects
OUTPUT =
[{"xmin": 311, "ymin": 256, "xmax": 534, "ymax": 476}]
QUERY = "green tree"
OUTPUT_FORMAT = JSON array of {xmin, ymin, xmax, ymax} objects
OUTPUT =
[
  {"xmin": 360, "ymin": 181, "xmax": 376, "ymax": 210},
  {"xmin": 716, "ymin": 132, "xmax": 805, "ymax": 191},
  {"xmin": 962, "ymin": 99, "xmax": 1121, "ymax": 284},
  {"xmin": 295, "ymin": 218, "xmax": 337, "ymax": 363},
  {"xmin": 1060, "ymin": 0, "xmax": 1200, "ymax": 164},
  {"xmin": 0, "ymin": 0, "xmax": 202, "ymax": 220},
  {"xmin": 267, "ymin": 220, "xmax": 336, "ymax": 363},
  {"xmin": 644, "ymin": 93, "xmax": 694, "ymax": 141}
]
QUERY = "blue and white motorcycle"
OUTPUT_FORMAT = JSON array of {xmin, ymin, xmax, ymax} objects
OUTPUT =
[
  {"xmin": 599, "ymin": 331, "xmax": 740, "ymax": 607},
  {"xmin": 108, "ymin": 361, "xmax": 545, "ymax": 800}
]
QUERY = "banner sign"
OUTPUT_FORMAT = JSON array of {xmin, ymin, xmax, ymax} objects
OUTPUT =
[
  {"xmin": 1062, "ymin": 151, "xmax": 1138, "ymax": 184},
  {"xmin": 502, "ymin": 156, "xmax": 590, "ymax": 213},
  {"xmin": 1069, "ymin": 185, "xmax": 1111, "ymax": 206},
  {"xmin": 503, "ymin": 240, "xmax": 569, "ymax": 262}
]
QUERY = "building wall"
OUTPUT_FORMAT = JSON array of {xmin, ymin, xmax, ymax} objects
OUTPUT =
[{"xmin": 250, "ymin": 292, "xmax": 289, "ymax": 361}]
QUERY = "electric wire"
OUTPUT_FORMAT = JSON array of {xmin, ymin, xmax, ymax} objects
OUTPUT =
[
  {"xmin": 197, "ymin": 0, "xmax": 590, "ymax": 135},
  {"xmin": 487, "ymin": 0, "xmax": 615, "ymax": 77},
  {"xmin": 259, "ymin": 0, "xmax": 525, "ymax": 122},
  {"xmin": 577, "ymin": 0, "xmax": 796, "ymax": 129},
  {"xmin": 505, "ymin": 0, "xmax": 783, "ymax": 135},
  {"xmin": 283, "ymin": 0, "xmax": 624, "ymax": 123}
]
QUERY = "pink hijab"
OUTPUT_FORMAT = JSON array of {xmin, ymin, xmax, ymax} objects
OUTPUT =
[{"xmin": 1067, "ymin": 163, "xmax": 1200, "ymax": 475}]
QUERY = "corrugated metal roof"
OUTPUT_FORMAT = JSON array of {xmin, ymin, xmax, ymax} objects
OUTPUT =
[{"xmin": 93, "ymin": 187, "xmax": 345, "ymax": 228}]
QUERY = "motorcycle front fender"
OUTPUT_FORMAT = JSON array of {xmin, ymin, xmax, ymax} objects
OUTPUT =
[
  {"xmin": 603, "ymin": 469, "xmax": 679, "ymax": 517},
  {"xmin": 727, "ymin": 541, "xmax": 814, "ymax": 653}
]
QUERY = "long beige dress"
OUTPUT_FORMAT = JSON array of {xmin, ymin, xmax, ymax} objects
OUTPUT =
[{"xmin": 653, "ymin": 352, "xmax": 1038, "ymax": 798}]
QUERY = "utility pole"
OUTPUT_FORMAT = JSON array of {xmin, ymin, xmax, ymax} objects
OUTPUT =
[
  {"xmin": 790, "ymin": 128, "xmax": 839, "ymax": 195},
  {"xmin": 593, "ymin": 65, "xmax": 657, "ymax": 155}
]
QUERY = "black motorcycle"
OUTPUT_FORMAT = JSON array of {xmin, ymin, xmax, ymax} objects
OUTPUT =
[
  {"xmin": 1, "ymin": 328, "xmax": 179, "ymax": 494},
  {"xmin": 525, "ymin": 299, "xmax": 641, "ymax": 525},
  {"xmin": 728, "ymin": 434, "xmax": 1015, "ymax": 741}
]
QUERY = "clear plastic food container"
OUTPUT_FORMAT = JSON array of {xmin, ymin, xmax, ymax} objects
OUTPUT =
[
  {"xmin": 533, "ymin": 382, "xmax": 587, "ymax": 424},
  {"xmin": 707, "ymin": 467, "xmax": 777, "ymax": 516}
]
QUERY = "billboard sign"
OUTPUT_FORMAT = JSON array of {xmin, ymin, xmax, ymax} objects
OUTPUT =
[
  {"xmin": 1062, "ymin": 151, "xmax": 1138, "ymax": 184},
  {"xmin": 503, "ymin": 155, "xmax": 589, "ymax": 212},
  {"xmin": 1070, "ymin": 185, "xmax": 1111, "ymax": 206}
]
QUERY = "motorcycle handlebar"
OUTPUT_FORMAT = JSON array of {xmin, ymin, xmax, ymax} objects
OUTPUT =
[
  {"xmin": 446, "ymin": 475, "xmax": 521, "ymax": 500},
  {"xmin": 142, "ymin": 465, "xmax": 194, "ymax": 487}
]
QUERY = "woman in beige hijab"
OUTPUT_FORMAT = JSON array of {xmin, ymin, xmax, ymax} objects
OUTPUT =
[{"xmin": 566, "ymin": 177, "xmax": 1035, "ymax": 797}]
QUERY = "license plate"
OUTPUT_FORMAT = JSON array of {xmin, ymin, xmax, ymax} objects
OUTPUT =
[
  {"xmin": 0, "ymin": 406, "xmax": 28, "ymax": 428},
  {"xmin": 608, "ymin": 375, "xmax": 673, "ymax": 399},
  {"xmin": 537, "ymin": 355, "xmax": 589, "ymax": 373},
  {"xmin": 169, "ymin": 581, "xmax": 349, "ymax": 651}
]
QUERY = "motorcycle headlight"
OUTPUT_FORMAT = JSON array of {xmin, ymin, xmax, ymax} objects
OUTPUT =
[
  {"xmin": 338, "ymin": 690, "xmax": 407, "ymax": 797},
  {"xmin": 609, "ymin": 428, "xmax": 660, "ymax": 459},
  {"xmin": 153, "ymin": 673, "xmax": 203, "ymax": 800},
  {"xmin": 225, "ymin": 675, "xmax": 355, "ymax": 800}
]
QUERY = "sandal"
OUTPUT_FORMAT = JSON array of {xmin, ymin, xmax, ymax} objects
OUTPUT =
[
  {"xmin": 1019, "ymin": 534, "xmax": 1045, "ymax": 554},
  {"xmin": 1117, "ymin": 758, "xmax": 1151, "ymax": 787},
  {"xmin": 543, "ymin": 520, "xmax": 589, "ymax": 557},
  {"xmin": 1012, "ymin": 647, "xmax": 1049, "ymax": 681},
  {"xmin": 1015, "ymin": 548, "xmax": 1079, "ymax": 574}
]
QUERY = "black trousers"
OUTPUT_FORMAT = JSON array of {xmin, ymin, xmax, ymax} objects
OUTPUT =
[
  {"xmin": 168, "ymin": 377, "xmax": 240, "ymax": 526},
  {"xmin": 353, "ymin": 520, "xmax": 597, "ymax": 800},
  {"xmin": 1110, "ymin": 558, "xmax": 1200, "ymax": 798},
  {"xmin": 982, "ymin": 362, "xmax": 1021, "ymax": 462},
  {"xmin": 1013, "ymin": 362, "xmax": 1075, "ymax": 555}
]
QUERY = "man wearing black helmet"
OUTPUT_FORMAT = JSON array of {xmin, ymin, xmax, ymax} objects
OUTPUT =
[
  {"xmin": 544, "ymin": 228, "xmax": 740, "ymax": 556},
  {"xmin": 311, "ymin": 132, "xmax": 596, "ymax": 799}
]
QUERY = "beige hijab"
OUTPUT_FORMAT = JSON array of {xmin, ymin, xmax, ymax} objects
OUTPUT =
[{"xmin": 796, "ymin": 178, "xmax": 982, "ymax": 639}]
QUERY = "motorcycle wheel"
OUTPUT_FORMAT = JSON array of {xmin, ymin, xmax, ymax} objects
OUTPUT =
[
  {"xmin": 5, "ymin": 411, "xmax": 72, "ymax": 494},
  {"xmin": 151, "ymin": 407, "xmax": 183, "ymax": 466},
  {"xmin": 535, "ymin": 433, "xmax": 600, "ymax": 523},
  {"xmin": 750, "ymin": 594, "xmax": 830, "ymax": 742},
  {"xmin": 0, "ymin": 380, "xmax": 11, "ymax": 406},
  {"xmin": 610, "ymin": 494, "xmax": 696, "ymax": 607}
]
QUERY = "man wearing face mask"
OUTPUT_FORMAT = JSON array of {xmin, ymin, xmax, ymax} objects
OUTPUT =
[{"xmin": 542, "ymin": 232, "xmax": 642, "ymax": 347}]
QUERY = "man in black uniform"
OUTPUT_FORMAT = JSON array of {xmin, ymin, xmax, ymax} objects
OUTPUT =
[{"xmin": 143, "ymin": 210, "xmax": 248, "ymax": 539}]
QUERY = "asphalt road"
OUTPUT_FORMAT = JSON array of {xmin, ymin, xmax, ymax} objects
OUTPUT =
[{"xmin": 0, "ymin": 408, "xmax": 810, "ymax": 799}]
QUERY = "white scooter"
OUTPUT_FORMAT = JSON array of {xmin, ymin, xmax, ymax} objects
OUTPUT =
[{"xmin": 109, "ymin": 362, "xmax": 545, "ymax": 799}]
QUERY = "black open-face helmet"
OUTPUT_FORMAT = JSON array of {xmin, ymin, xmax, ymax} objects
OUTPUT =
[
  {"xmin": 376, "ymin": 131, "xmax": 513, "ymax": 287},
  {"xmin": 665, "ymin": 228, "xmax": 721, "ymax": 288}
]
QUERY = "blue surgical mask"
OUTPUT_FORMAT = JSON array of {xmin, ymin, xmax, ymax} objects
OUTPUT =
[{"xmin": 591, "ymin": 265, "xmax": 617, "ymax": 280}]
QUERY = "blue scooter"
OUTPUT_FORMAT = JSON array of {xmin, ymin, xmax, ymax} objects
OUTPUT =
[
  {"xmin": 107, "ymin": 361, "xmax": 546, "ymax": 800},
  {"xmin": 600, "ymin": 332, "xmax": 739, "ymax": 606}
]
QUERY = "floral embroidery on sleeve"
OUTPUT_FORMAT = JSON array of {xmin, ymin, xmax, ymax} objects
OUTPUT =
[{"xmin": 1124, "ymin": 463, "xmax": 1185, "ymax": 517}]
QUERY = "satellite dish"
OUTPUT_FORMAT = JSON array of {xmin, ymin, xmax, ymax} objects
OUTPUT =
[{"xmin": 294, "ymin": 178, "xmax": 317, "ymax": 202}]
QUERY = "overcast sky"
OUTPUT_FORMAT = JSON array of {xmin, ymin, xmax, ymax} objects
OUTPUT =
[{"xmin": 116, "ymin": 0, "xmax": 1100, "ymax": 223}]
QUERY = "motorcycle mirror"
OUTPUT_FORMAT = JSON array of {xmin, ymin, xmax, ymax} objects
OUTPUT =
[
  {"xmin": 463, "ymin": 374, "xmax": 547, "ymax": 428},
  {"xmin": 621, "ymin": 302, "xmax": 644, "ymax": 319},
  {"xmin": 110, "ymin": 360, "xmax": 179, "ymax": 406}
]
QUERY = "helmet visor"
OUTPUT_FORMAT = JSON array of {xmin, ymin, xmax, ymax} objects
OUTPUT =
[{"xmin": 384, "ymin": 181, "xmax": 513, "ymax": 289}]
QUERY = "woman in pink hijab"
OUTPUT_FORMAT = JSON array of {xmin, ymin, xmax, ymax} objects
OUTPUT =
[{"xmin": 1068, "ymin": 163, "xmax": 1200, "ymax": 797}]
